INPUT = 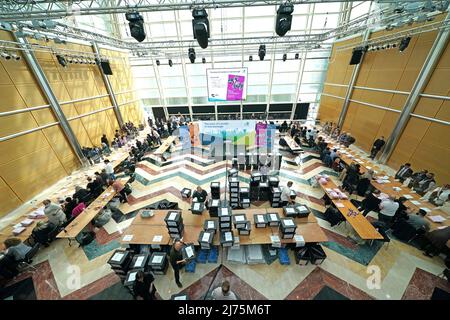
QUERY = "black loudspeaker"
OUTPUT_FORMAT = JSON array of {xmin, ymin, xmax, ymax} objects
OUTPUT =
[
  {"xmin": 349, "ymin": 47, "xmax": 365, "ymax": 65},
  {"xmin": 101, "ymin": 61, "xmax": 113, "ymax": 75}
]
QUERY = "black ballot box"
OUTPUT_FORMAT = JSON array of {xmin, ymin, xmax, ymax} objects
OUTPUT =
[
  {"xmin": 232, "ymin": 214, "xmax": 249, "ymax": 229},
  {"xmin": 129, "ymin": 253, "xmax": 149, "ymax": 271},
  {"xmin": 237, "ymin": 222, "xmax": 251, "ymax": 236},
  {"xmin": 229, "ymin": 177, "xmax": 239, "ymax": 189},
  {"xmin": 283, "ymin": 205, "xmax": 298, "ymax": 218},
  {"xmin": 220, "ymin": 230, "xmax": 234, "ymax": 247},
  {"xmin": 295, "ymin": 247, "xmax": 311, "ymax": 266},
  {"xmin": 309, "ymin": 244, "xmax": 327, "ymax": 265},
  {"xmin": 258, "ymin": 182, "xmax": 270, "ymax": 201},
  {"xmin": 266, "ymin": 212, "xmax": 280, "ymax": 227},
  {"xmin": 241, "ymin": 198, "xmax": 250, "ymax": 208},
  {"xmin": 228, "ymin": 168, "xmax": 238, "ymax": 177},
  {"xmin": 198, "ymin": 230, "xmax": 215, "ymax": 250},
  {"xmin": 124, "ymin": 268, "xmax": 144, "ymax": 287},
  {"xmin": 270, "ymin": 186, "xmax": 282, "ymax": 207},
  {"xmin": 290, "ymin": 190, "xmax": 297, "ymax": 201},
  {"xmin": 204, "ymin": 219, "xmax": 218, "ymax": 232},
  {"xmin": 231, "ymin": 158, "xmax": 238, "ymax": 169},
  {"xmin": 210, "ymin": 182, "xmax": 221, "ymax": 200},
  {"xmin": 148, "ymin": 252, "xmax": 168, "ymax": 275},
  {"xmin": 268, "ymin": 176, "xmax": 280, "ymax": 187},
  {"xmin": 181, "ymin": 243, "xmax": 196, "ymax": 262},
  {"xmin": 254, "ymin": 214, "xmax": 268, "ymax": 228},
  {"xmin": 295, "ymin": 204, "xmax": 311, "ymax": 218},
  {"xmin": 279, "ymin": 218, "xmax": 297, "ymax": 239},
  {"xmin": 191, "ymin": 201, "xmax": 205, "ymax": 215},
  {"xmin": 108, "ymin": 250, "xmax": 132, "ymax": 277},
  {"xmin": 251, "ymin": 172, "xmax": 262, "ymax": 184},
  {"xmin": 181, "ymin": 188, "xmax": 192, "ymax": 199},
  {"xmin": 218, "ymin": 206, "xmax": 232, "ymax": 223},
  {"xmin": 164, "ymin": 211, "xmax": 183, "ymax": 227},
  {"xmin": 239, "ymin": 187, "xmax": 250, "ymax": 200},
  {"xmin": 250, "ymin": 184, "xmax": 259, "ymax": 201},
  {"xmin": 208, "ymin": 199, "xmax": 221, "ymax": 217}
]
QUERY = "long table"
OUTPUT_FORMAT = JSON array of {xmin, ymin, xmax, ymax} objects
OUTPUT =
[
  {"xmin": 322, "ymin": 135, "xmax": 449, "ymax": 232},
  {"xmin": 154, "ymin": 136, "xmax": 177, "ymax": 156},
  {"xmin": 281, "ymin": 135, "xmax": 302, "ymax": 154},
  {"xmin": 57, "ymin": 177, "xmax": 130, "ymax": 241},
  {"xmin": 120, "ymin": 208, "xmax": 328, "ymax": 246},
  {"xmin": 319, "ymin": 180, "xmax": 383, "ymax": 240}
]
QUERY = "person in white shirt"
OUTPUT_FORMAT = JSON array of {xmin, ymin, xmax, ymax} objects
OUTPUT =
[
  {"xmin": 104, "ymin": 159, "xmax": 115, "ymax": 180},
  {"xmin": 211, "ymin": 281, "xmax": 238, "ymax": 300},
  {"xmin": 427, "ymin": 184, "xmax": 450, "ymax": 206},
  {"xmin": 378, "ymin": 196, "xmax": 399, "ymax": 224},
  {"xmin": 280, "ymin": 181, "xmax": 294, "ymax": 207}
]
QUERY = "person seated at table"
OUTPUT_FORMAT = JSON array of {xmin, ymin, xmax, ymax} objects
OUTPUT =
[
  {"xmin": 378, "ymin": 195, "xmax": 399, "ymax": 224},
  {"xmin": 395, "ymin": 163, "xmax": 413, "ymax": 182},
  {"xmin": 332, "ymin": 158, "xmax": 344, "ymax": 173},
  {"xmin": 421, "ymin": 226, "xmax": 450, "ymax": 257},
  {"xmin": 392, "ymin": 196, "xmax": 412, "ymax": 224},
  {"xmin": 342, "ymin": 163, "xmax": 361, "ymax": 193},
  {"xmin": 71, "ymin": 201, "xmax": 86, "ymax": 218},
  {"xmin": 107, "ymin": 179, "xmax": 128, "ymax": 203},
  {"xmin": 211, "ymin": 280, "xmax": 238, "ymax": 300},
  {"xmin": 331, "ymin": 126, "xmax": 340, "ymax": 139},
  {"xmin": 192, "ymin": 186, "xmax": 208, "ymax": 208},
  {"xmin": 343, "ymin": 133, "xmax": 356, "ymax": 147},
  {"xmin": 356, "ymin": 169, "xmax": 375, "ymax": 196},
  {"xmin": 330, "ymin": 148, "xmax": 339, "ymax": 162},
  {"xmin": 280, "ymin": 181, "xmax": 295, "ymax": 207},
  {"xmin": 280, "ymin": 121, "xmax": 288, "ymax": 133},
  {"xmin": 408, "ymin": 169, "xmax": 428, "ymax": 188},
  {"xmin": 320, "ymin": 147, "xmax": 331, "ymax": 161},
  {"xmin": 358, "ymin": 189, "xmax": 382, "ymax": 216},
  {"xmin": 119, "ymin": 135, "xmax": 127, "ymax": 146},
  {"xmin": 426, "ymin": 184, "xmax": 450, "ymax": 206},
  {"xmin": 406, "ymin": 209, "xmax": 430, "ymax": 233},
  {"xmin": 86, "ymin": 176, "xmax": 102, "ymax": 198},
  {"xmin": 31, "ymin": 221, "xmax": 58, "ymax": 247},
  {"xmin": 73, "ymin": 185, "xmax": 91, "ymax": 204},
  {"xmin": 104, "ymin": 159, "xmax": 115, "ymax": 180},
  {"xmin": 413, "ymin": 172, "xmax": 436, "ymax": 196},
  {"xmin": 92, "ymin": 207, "xmax": 112, "ymax": 230},
  {"xmin": 43, "ymin": 199, "xmax": 67, "ymax": 227},
  {"xmin": 62, "ymin": 197, "xmax": 77, "ymax": 221},
  {"xmin": 2, "ymin": 238, "xmax": 31, "ymax": 262},
  {"xmin": 133, "ymin": 270, "xmax": 157, "ymax": 300},
  {"xmin": 338, "ymin": 131, "xmax": 348, "ymax": 144}
]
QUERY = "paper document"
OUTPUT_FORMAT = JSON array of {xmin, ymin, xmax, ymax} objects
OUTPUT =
[
  {"xmin": 270, "ymin": 235, "xmax": 281, "ymax": 243},
  {"xmin": 193, "ymin": 203, "xmax": 200, "ymax": 211},
  {"xmin": 152, "ymin": 235, "xmax": 163, "ymax": 242},
  {"xmin": 403, "ymin": 195, "xmax": 413, "ymax": 199},
  {"xmin": 174, "ymin": 296, "xmax": 187, "ymax": 300},
  {"xmin": 437, "ymin": 226, "xmax": 447, "ymax": 230},
  {"xmin": 257, "ymin": 215, "xmax": 265, "ymax": 223},
  {"xmin": 428, "ymin": 215, "xmax": 445, "ymax": 222},
  {"xmin": 270, "ymin": 214, "xmax": 278, "ymax": 221},
  {"xmin": 168, "ymin": 212, "xmax": 178, "ymax": 221},
  {"xmin": 111, "ymin": 252, "xmax": 124, "ymax": 262},
  {"xmin": 225, "ymin": 232, "xmax": 233, "ymax": 242},
  {"xmin": 325, "ymin": 188, "xmax": 332, "ymax": 192},
  {"xmin": 286, "ymin": 208, "xmax": 295, "ymax": 213},
  {"xmin": 128, "ymin": 272, "xmax": 137, "ymax": 282},
  {"xmin": 202, "ymin": 232, "xmax": 211, "ymax": 242},
  {"xmin": 152, "ymin": 255, "xmax": 163, "ymax": 264},
  {"xmin": 335, "ymin": 203, "xmax": 345, "ymax": 208},
  {"xmin": 122, "ymin": 235, "xmax": 133, "ymax": 242},
  {"xmin": 207, "ymin": 221, "xmax": 215, "ymax": 229},
  {"xmin": 184, "ymin": 246, "xmax": 194, "ymax": 258},
  {"xmin": 135, "ymin": 256, "xmax": 144, "ymax": 267},
  {"xmin": 284, "ymin": 219, "xmax": 295, "ymax": 226},
  {"xmin": 221, "ymin": 208, "xmax": 229, "ymax": 215},
  {"xmin": 411, "ymin": 201, "xmax": 421, "ymax": 206},
  {"xmin": 235, "ymin": 216, "xmax": 245, "ymax": 222}
]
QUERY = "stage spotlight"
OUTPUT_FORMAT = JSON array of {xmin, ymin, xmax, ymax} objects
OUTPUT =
[
  {"xmin": 376, "ymin": 46, "xmax": 380, "ymax": 51},
  {"xmin": 188, "ymin": 48, "xmax": 196, "ymax": 63},
  {"xmin": 56, "ymin": 54, "xmax": 67, "ymax": 67},
  {"xmin": 399, "ymin": 36, "xmax": 411, "ymax": 52},
  {"xmin": 156, "ymin": 59, "xmax": 160, "ymax": 66},
  {"xmin": 125, "ymin": 11, "xmax": 146, "ymax": 42},
  {"xmin": 386, "ymin": 44, "xmax": 391, "ymax": 49},
  {"xmin": 192, "ymin": 8, "xmax": 210, "ymax": 49},
  {"xmin": 295, "ymin": 53, "xmax": 299, "ymax": 59},
  {"xmin": 392, "ymin": 43, "xmax": 397, "ymax": 48},
  {"xmin": 202, "ymin": 57, "xmax": 206, "ymax": 63},
  {"xmin": 275, "ymin": 3, "xmax": 294, "ymax": 37},
  {"xmin": 1, "ymin": 51, "xmax": 11, "ymax": 60},
  {"xmin": 67, "ymin": 56, "xmax": 73, "ymax": 63},
  {"xmin": 282, "ymin": 53, "xmax": 287, "ymax": 61},
  {"xmin": 11, "ymin": 53, "xmax": 20, "ymax": 61},
  {"xmin": 249, "ymin": 55, "xmax": 253, "ymax": 61},
  {"xmin": 258, "ymin": 44, "xmax": 266, "ymax": 61},
  {"xmin": 168, "ymin": 59, "xmax": 173, "ymax": 67}
]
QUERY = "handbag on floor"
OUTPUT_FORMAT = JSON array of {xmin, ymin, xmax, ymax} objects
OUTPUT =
[{"xmin": 76, "ymin": 231, "xmax": 96, "ymax": 247}]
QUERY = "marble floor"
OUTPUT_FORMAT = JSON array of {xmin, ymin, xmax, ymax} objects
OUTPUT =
[{"xmin": 1, "ymin": 135, "xmax": 449, "ymax": 300}]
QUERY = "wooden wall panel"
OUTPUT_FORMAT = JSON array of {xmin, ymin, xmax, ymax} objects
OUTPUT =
[
  {"xmin": 414, "ymin": 97, "xmax": 444, "ymax": 118},
  {"xmin": 0, "ymin": 132, "xmax": 49, "ymax": 166},
  {"xmin": 0, "ymin": 177, "xmax": 22, "ymax": 218}
]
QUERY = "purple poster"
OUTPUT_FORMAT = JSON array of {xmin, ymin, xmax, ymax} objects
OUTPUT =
[
  {"xmin": 226, "ymin": 74, "xmax": 245, "ymax": 100},
  {"xmin": 256, "ymin": 123, "xmax": 267, "ymax": 147}
]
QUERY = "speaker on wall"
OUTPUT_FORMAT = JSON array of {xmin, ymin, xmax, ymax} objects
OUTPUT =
[
  {"xmin": 101, "ymin": 61, "xmax": 113, "ymax": 75},
  {"xmin": 349, "ymin": 47, "xmax": 365, "ymax": 65}
]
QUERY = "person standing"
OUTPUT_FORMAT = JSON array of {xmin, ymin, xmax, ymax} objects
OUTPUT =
[
  {"xmin": 169, "ymin": 239, "xmax": 186, "ymax": 288},
  {"xmin": 104, "ymin": 159, "xmax": 115, "ymax": 180},
  {"xmin": 378, "ymin": 195, "xmax": 399, "ymax": 224},
  {"xmin": 280, "ymin": 181, "xmax": 294, "ymax": 207},
  {"xmin": 395, "ymin": 163, "xmax": 413, "ymax": 182},
  {"xmin": 133, "ymin": 270, "xmax": 157, "ymax": 300},
  {"xmin": 192, "ymin": 186, "xmax": 208, "ymax": 207},
  {"xmin": 211, "ymin": 281, "xmax": 238, "ymax": 300},
  {"xmin": 370, "ymin": 136, "xmax": 385, "ymax": 159}
]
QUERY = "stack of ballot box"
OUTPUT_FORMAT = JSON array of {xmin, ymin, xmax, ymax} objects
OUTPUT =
[
  {"xmin": 164, "ymin": 211, "xmax": 184, "ymax": 239},
  {"xmin": 233, "ymin": 214, "xmax": 249, "ymax": 229},
  {"xmin": 270, "ymin": 186, "xmax": 282, "ymax": 207},
  {"xmin": 204, "ymin": 219, "xmax": 218, "ymax": 233},
  {"xmin": 220, "ymin": 230, "xmax": 234, "ymax": 247},
  {"xmin": 181, "ymin": 188, "xmax": 192, "ymax": 199},
  {"xmin": 191, "ymin": 201, "xmax": 205, "ymax": 215},
  {"xmin": 251, "ymin": 171, "xmax": 262, "ymax": 184},
  {"xmin": 208, "ymin": 198, "xmax": 221, "ymax": 217},
  {"xmin": 266, "ymin": 212, "xmax": 281, "ymax": 227},
  {"xmin": 239, "ymin": 187, "xmax": 250, "ymax": 208},
  {"xmin": 229, "ymin": 177, "xmax": 240, "ymax": 208},
  {"xmin": 148, "ymin": 252, "xmax": 169, "ymax": 275},
  {"xmin": 231, "ymin": 158, "xmax": 238, "ymax": 169},
  {"xmin": 295, "ymin": 246, "xmax": 312, "ymax": 266},
  {"xmin": 279, "ymin": 218, "xmax": 297, "ymax": 239},
  {"xmin": 108, "ymin": 250, "xmax": 132, "ymax": 280},
  {"xmin": 290, "ymin": 190, "xmax": 297, "ymax": 201},
  {"xmin": 198, "ymin": 230, "xmax": 215, "ymax": 250},
  {"xmin": 124, "ymin": 268, "xmax": 144, "ymax": 289},
  {"xmin": 254, "ymin": 213, "xmax": 268, "ymax": 228},
  {"xmin": 129, "ymin": 253, "xmax": 149, "ymax": 271},
  {"xmin": 228, "ymin": 167, "xmax": 238, "ymax": 177},
  {"xmin": 295, "ymin": 204, "xmax": 311, "ymax": 218},
  {"xmin": 181, "ymin": 243, "xmax": 196, "ymax": 262},
  {"xmin": 268, "ymin": 176, "xmax": 280, "ymax": 188},
  {"xmin": 258, "ymin": 181, "xmax": 270, "ymax": 201},
  {"xmin": 218, "ymin": 206, "xmax": 232, "ymax": 231},
  {"xmin": 210, "ymin": 182, "xmax": 221, "ymax": 200},
  {"xmin": 237, "ymin": 222, "xmax": 251, "ymax": 236}
]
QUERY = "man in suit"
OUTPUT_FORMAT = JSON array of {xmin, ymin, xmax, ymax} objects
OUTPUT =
[
  {"xmin": 395, "ymin": 163, "xmax": 413, "ymax": 182},
  {"xmin": 413, "ymin": 172, "xmax": 436, "ymax": 196},
  {"xmin": 370, "ymin": 136, "xmax": 385, "ymax": 159}
]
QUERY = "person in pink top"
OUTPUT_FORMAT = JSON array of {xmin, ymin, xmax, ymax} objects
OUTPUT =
[{"xmin": 71, "ymin": 202, "xmax": 86, "ymax": 218}]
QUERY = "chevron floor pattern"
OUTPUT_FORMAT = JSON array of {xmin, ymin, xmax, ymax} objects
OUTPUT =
[{"xmin": 2, "ymin": 137, "xmax": 449, "ymax": 300}]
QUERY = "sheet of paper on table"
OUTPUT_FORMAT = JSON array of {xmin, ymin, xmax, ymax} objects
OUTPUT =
[
  {"xmin": 152, "ymin": 235, "xmax": 163, "ymax": 242},
  {"xmin": 411, "ymin": 201, "xmax": 421, "ymax": 205},
  {"xmin": 111, "ymin": 252, "xmax": 124, "ymax": 262},
  {"xmin": 403, "ymin": 195, "xmax": 413, "ymax": 199},
  {"xmin": 235, "ymin": 216, "xmax": 245, "ymax": 222},
  {"xmin": 428, "ymin": 215, "xmax": 445, "ymax": 222},
  {"xmin": 270, "ymin": 235, "xmax": 281, "ymax": 243},
  {"xmin": 152, "ymin": 255, "xmax": 163, "ymax": 264},
  {"xmin": 122, "ymin": 234, "xmax": 134, "ymax": 241},
  {"xmin": 335, "ymin": 203, "xmax": 345, "ymax": 208}
]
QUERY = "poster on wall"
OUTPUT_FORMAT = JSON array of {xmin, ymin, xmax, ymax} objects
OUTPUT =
[
  {"xmin": 206, "ymin": 68, "xmax": 248, "ymax": 102},
  {"xmin": 197, "ymin": 120, "xmax": 256, "ymax": 145}
]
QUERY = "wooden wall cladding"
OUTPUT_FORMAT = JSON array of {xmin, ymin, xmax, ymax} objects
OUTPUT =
[
  {"xmin": 317, "ymin": 95, "xmax": 343, "ymax": 123},
  {"xmin": 0, "ymin": 177, "xmax": 22, "ymax": 218}
]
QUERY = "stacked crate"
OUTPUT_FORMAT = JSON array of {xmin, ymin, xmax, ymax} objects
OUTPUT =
[
  {"xmin": 164, "ymin": 211, "xmax": 184, "ymax": 239},
  {"xmin": 270, "ymin": 186, "xmax": 282, "ymax": 208},
  {"xmin": 233, "ymin": 213, "xmax": 251, "ymax": 236},
  {"xmin": 239, "ymin": 187, "xmax": 250, "ymax": 209},
  {"xmin": 210, "ymin": 182, "xmax": 221, "ymax": 199},
  {"xmin": 259, "ymin": 181, "xmax": 270, "ymax": 201},
  {"xmin": 148, "ymin": 252, "xmax": 169, "ymax": 275},
  {"xmin": 279, "ymin": 217, "xmax": 297, "ymax": 240},
  {"xmin": 107, "ymin": 250, "xmax": 132, "ymax": 282},
  {"xmin": 218, "ymin": 206, "xmax": 232, "ymax": 231},
  {"xmin": 268, "ymin": 176, "xmax": 280, "ymax": 188},
  {"xmin": 229, "ymin": 177, "xmax": 240, "ymax": 208},
  {"xmin": 250, "ymin": 171, "xmax": 261, "ymax": 201}
]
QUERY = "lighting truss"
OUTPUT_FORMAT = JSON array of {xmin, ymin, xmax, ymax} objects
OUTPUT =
[{"xmin": 0, "ymin": 0, "xmax": 432, "ymax": 22}]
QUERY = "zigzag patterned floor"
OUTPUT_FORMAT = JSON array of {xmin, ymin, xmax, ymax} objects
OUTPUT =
[{"xmin": 2, "ymin": 139, "xmax": 449, "ymax": 300}]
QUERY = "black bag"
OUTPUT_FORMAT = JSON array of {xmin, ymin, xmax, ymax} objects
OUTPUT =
[
  {"xmin": 324, "ymin": 206, "xmax": 345, "ymax": 227},
  {"xmin": 76, "ymin": 231, "xmax": 96, "ymax": 247},
  {"xmin": 123, "ymin": 183, "xmax": 132, "ymax": 195}
]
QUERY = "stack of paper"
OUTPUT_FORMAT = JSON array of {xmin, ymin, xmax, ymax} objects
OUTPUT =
[
  {"xmin": 270, "ymin": 235, "xmax": 281, "ymax": 248},
  {"xmin": 428, "ymin": 215, "xmax": 446, "ymax": 223},
  {"xmin": 411, "ymin": 200, "xmax": 421, "ymax": 206},
  {"xmin": 13, "ymin": 226, "xmax": 26, "ymax": 236},
  {"xmin": 246, "ymin": 245, "xmax": 265, "ymax": 264},
  {"xmin": 403, "ymin": 195, "xmax": 413, "ymax": 199},
  {"xmin": 294, "ymin": 235, "xmax": 305, "ymax": 247},
  {"xmin": 227, "ymin": 247, "xmax": 247, "ymax": 264},
  {"xmin": 20, "ymin": 219, "xmax": 34, "ymax": 227}
]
